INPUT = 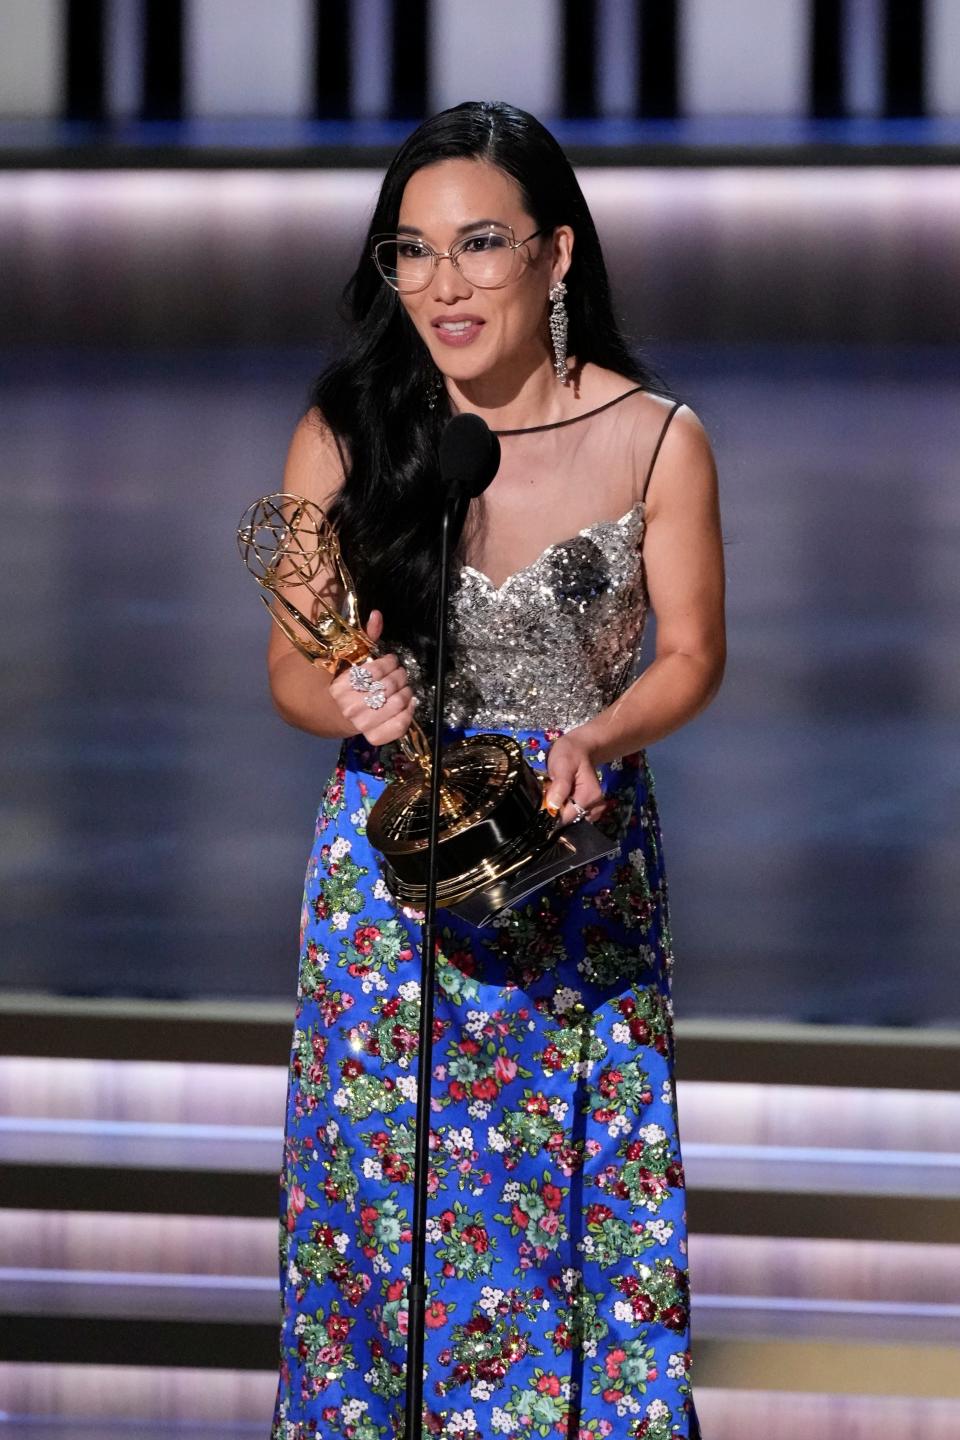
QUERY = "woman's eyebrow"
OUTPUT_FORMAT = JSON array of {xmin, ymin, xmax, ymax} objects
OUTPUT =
[{"xmin": 395, "ymin": 219, "xmax": 507, "ymax": 237}]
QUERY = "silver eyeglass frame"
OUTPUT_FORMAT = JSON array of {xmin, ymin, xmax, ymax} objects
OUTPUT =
[{"xmin": 370, "ymin": 224, "xmax": 546, "ymax": 293}]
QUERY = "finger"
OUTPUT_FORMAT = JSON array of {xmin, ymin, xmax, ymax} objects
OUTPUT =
[
  {"xmin": 376, "ymin": 670, "xmax": 408, "ymax": 702},
  {"xmin": 368, "ymin": 656, "xmax": 405, "ymax": 683},
  {"xmin": 364, "ymin": 698, "xmax": 418, "ymax": 746},
  {"xmin": 544, "ymin": 752, "xmax": 577, "ymax": 815},
  {"xmin": 350, "ymin": 654, "xmax": 402, "ymax": 682},
  {"xmin": 365, "ymin": 609, "xmax": 384, "ymax": 645},
  {"xmin": 345, "ymin": 689, "xmax": 416, "ymax": 730},
  {"xmin": 572, "ymin": 771, "xmax": 604, "ymax": 811},
  {"xmin": 348, "ymin": 688, "xmax": 411, "ymax": 729},
  {"xmin": 555, "ymin": 761, "xmax": 604, "ymax": 827},
  {"xmin": 340, "ymin": 667, "xmax": 408, "ymax": 705},
  {"xmin": 331, "ymin": 660, "xmax": 404, "ymax": 714},
  {"xmin": 559, "ymin": 796, "xmax": 606, "ymax": 827}
]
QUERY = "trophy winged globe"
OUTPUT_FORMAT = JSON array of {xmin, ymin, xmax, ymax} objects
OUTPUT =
[{"xmin": 237, "ymin": 491, "xmax": 560, "ymax": 906}]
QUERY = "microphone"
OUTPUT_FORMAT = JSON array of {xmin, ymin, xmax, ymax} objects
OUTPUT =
[{"xmin": 438, "ymin": 412, "xmax": 501, "ymax": 501}]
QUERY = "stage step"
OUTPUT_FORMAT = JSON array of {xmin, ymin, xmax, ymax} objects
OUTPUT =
[
  {"xmin": 3, "ymin": 1100, "xmax": 959, "ymax": 1242},
  {"xmin": 2, "ymin": 1272, "xmax": 960, "ymax": 1396},
  {"xmin": 0, "ymin": 1364, "xmax": 277, "ymax": 1436},
  {"xmin": 2, "ymin": 1161, "xmax": 957, "ymax": 1243},
  {"xmin": 1, "ymin": 1003, "xmax": 958, "ymax": 1408},
  {"xmin": 0, "ymin": 1427, "xmax": 264, "ymax": 1440},
  {"xmin": 5, "ymin": 1211, "xmax": 958, "ymax": 1302},
  {"xmin": 2, "ymin": 993, "xmax": 959, "ymax": 1089},
  {"xmin": 5, "ymin": 1118, "xmax": 960, "ymax": 1195},
  {"xmin": 3, "ymin": 1267, "xmax": 960, "ymax": 1345},
  {"xmin": 2, "ymin": 1365, "xmax": 959, "ymax": 1440}
]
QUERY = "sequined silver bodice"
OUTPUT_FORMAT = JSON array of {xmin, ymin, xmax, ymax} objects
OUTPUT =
[
  {"xmin": 398, "ymin": 501, "xmax": 648, "ymax": 733},
  {"xmin": 385, "ymin": 385, "xmax": 683, "ymax": 734}
]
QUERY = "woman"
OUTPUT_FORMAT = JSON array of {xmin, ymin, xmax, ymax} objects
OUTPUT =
[{"xmin": 268, "ymin": 101, "xmax": 723, "ymax": 1440}]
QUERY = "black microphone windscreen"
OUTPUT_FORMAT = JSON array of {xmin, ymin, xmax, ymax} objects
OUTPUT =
[{"xmin": 438, "ymin": 413, "xmax": 501, "ymax": 501}]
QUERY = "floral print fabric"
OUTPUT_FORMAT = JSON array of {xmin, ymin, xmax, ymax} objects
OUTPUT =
[{"xmin": 273, "ymin": 727, "xmax": 701, "ymax": 1440}]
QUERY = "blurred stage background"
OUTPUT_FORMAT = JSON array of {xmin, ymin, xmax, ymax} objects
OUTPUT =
[{"xmin": 0, "ymin": 2, "xmax": 958, "ymax": 1437}]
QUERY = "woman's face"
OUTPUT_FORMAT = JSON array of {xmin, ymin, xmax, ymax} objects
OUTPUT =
[{"xmin": 392, "ymin": 158, "xmax": 572, "ymax": 387}]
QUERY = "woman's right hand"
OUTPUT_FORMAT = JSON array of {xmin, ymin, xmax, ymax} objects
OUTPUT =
[{"xmin": 328, "ymin": 609, "xmax": 418, "ymax": 746}]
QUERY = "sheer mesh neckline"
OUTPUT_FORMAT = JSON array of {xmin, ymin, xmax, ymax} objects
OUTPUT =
[
  {"xmin": 489, "ymin": 383, "xmax": 648, "ymax": 436},
  {"xmin": 459, "ymin": 498, "xmax": 645, "ymax": 596},
  {"xmin": 455, "ymin": 381, "xmax": 673, "ymax": 592}
]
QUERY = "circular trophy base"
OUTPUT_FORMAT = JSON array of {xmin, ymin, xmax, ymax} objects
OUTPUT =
[
  {"xmin": 366, "ymin": 732, "xmax": 561, "ymax": 905},
  {"xmin": 382, "ymin": 804, "xmax": 559, "ymax": 906}
]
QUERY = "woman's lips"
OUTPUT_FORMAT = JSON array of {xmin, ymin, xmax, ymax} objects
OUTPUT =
[{"xmin": 431, "ymin": 316, "xmax": 485, "ymax": 347}]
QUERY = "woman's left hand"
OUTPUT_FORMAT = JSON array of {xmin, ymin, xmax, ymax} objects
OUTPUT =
[{"xmin": 543, "ymin": 732, "xmax": 606, "ymax": 827}]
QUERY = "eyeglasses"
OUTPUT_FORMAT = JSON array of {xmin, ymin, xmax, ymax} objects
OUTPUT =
[{"xmin": 371, "ymin": 224, "xmax": 545, "ymax": 294}]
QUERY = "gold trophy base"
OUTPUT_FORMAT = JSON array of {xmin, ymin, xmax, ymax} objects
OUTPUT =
[{"xmin": 366, "ymin": 733, "xmax": 561, "ymax": 906}]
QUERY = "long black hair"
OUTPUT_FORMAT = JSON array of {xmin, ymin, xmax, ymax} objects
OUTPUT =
[{"xmin": 314, "ymin": 100, "xmax": 668, "ymax": 673}]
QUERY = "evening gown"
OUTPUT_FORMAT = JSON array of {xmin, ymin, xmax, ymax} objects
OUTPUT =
[{"xmin": 272, "ymin": 385, "xmax": 703, "ymax": 1440}]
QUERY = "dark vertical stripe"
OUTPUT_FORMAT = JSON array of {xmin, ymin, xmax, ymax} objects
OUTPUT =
[
  {"xmin": 391, "ymin": 0, "xmax": 427, "ymax": 119},
  {"xmin": 315, "ymin": 0, "xmax": 353, "ymax": 118},
  {"xmin": 811, "ymin": 0, "xmax": 845, "ymax": 117},
  {"xmin": 142, "ymin": 0, "xmax": 183, "ymax": 121},
  {"xmin": 638, "ymin": 0, "xmax": 678, "ymax": 118},
  {"xmin": 66, "ymin": 0, "xmax": 106, "ymax": 121},
  {"xmin": 884, "ymin": 0, "xmax": 925, "ymax": 116},
  {"xmin": 563, "ymin": 0, "xmax": 597, "ymax": 118}
]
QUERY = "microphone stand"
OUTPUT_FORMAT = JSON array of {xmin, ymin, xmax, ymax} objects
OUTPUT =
[{"xmin": 404, "ymin": 499, "xmax": 453, "ymax": 1440}]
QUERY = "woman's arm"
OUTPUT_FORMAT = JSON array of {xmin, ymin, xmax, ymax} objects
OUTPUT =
[
  {"xmin": 266, "ymin": 408, "xmax": 418, "ymax": 745},
  {"xmin": 265, "ymin": 410, "xmax": 356, "ymax": 738},
  {"xmin": 545, "ymin": 405, "xmax": 726, "ymax": 816}
]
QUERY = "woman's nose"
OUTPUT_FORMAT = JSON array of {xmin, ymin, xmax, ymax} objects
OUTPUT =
[{"xmin": 430, "ymin": 254, "xmax": 472, "ymax": 301}]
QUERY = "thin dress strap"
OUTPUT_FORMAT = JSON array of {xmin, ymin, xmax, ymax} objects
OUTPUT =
[
  {"xmin": 491, "ymin": 383, "xmax": 647, "ymax": 436},
  {"xmin": 638, "ymin": 400, "xmax": 684, "ymax": 505}
]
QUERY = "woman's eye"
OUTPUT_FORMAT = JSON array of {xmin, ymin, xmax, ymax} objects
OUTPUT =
[
  {"xmin": 397, "ymin": 242, "xmax": 428, "ymax": 259},
  {"xmin": 461, "ymin": 234, "xmax": 509, "ymax": 253}
]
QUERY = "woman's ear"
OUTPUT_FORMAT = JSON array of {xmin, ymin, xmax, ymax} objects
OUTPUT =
[{"xmin": 551, "ymin": 224, "xmax": 574, "ymax": 286}]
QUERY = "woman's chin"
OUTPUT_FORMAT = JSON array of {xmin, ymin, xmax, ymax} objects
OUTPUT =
[
  {"xmin": 436, "ymin": 364, "xmax": 492, "ymax": 394},
  {"xmin": 422, "ymin": 337, "xmax": 493, "ymax": 385},
  {"xmin": 437, "ymin": 343, "xmax": 508, "ymax": 384}
]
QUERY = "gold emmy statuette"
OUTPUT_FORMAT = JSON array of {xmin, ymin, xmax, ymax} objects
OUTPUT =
[{"xmin": 237, "ymin": 493, "xmax": 559, "ymax": 905}]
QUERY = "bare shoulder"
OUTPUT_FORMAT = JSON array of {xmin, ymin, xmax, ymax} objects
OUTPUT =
[
  {"xmin": 644, "ymin": 400, "xmax": 719, "ymax": 519},
  {"xmin": 281, "ymin": 404, "xmax": 348, "ymax": 510},
  {"xmin": 657, "ymin": 400, "xmax": 715, "ymax": 462}
]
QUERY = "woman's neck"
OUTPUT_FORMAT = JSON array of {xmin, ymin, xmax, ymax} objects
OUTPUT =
[{"xmin": 446, "ymin": 354, "xmax": 578, "ymax": 431}]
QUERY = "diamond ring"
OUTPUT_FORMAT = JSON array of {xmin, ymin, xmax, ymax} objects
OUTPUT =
[
  {"xmin": 363, "ymin": 681, "xmax": 387, "ymax": 711},
  {"xmin": 349, "ymin": 664, "xmax": 374, "ymax": 692},
  {"xmin": 571, "ymin": 802, "xmax": 589, "ymax": 824}
]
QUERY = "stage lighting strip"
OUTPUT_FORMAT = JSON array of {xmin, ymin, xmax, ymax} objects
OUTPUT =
[
  {"xmin": 0, "ymin": 1420, "xmax": 266, "ymax": 1438},
  {"xmin": 1, "ymin": 1268, "xmax": 275, "ymax": 1291},
  {"xmin": 5, "ymin": 1058, "xmax": 960, "ymax": 1145},
  {"xmin": 2, "ymin": 1266, "xmax": 958, "ymax": 1329},
  {"xmin": 0, "ymin": 1388, "xmax": 956, "ymax": 1440},
  {"xmin": 0, "ymin": 1118, "xmax": 278, "ymax": 1141},
  {"xmin": 1, "ymin": 1115, "xmax": 958, "ymax": 1194},
  {"xmin": 3, "ymin": 1266, "xmax": 958, "ymax": 1317}
]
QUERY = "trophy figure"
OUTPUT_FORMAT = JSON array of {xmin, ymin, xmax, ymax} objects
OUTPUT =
[{"xmin": 238, "ymin": 492, "xmax": 558, "ymax": 906}]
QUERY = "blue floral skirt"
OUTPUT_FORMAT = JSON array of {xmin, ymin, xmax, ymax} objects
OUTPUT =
[{"xmin": 273, "ymin": 727, "xmax": 701, "ymax": 1440}]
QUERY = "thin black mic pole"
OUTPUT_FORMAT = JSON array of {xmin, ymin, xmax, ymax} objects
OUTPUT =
[
  {"xmin": 404, "ymin": 499, "xmax": 453, "ymax": 1440},
  {"xmin": 404, "ymin": 412, "xmax": 499, "ymax": 1440}
]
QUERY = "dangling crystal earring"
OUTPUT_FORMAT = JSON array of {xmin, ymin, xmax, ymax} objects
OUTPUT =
[
  {"xmin": 426, "ymin": 368, "xmax": 445, "ymax": 410},
  {"xmin": 549, "ymin": 280, "xmax": 568, "ymax": 383}
]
